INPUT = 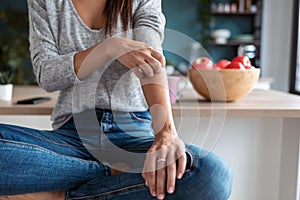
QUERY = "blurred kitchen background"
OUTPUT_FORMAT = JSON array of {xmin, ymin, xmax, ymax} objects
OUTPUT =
[{"xmin": 0, "ymin": 0, "xmax": 295, "ymax": 91}]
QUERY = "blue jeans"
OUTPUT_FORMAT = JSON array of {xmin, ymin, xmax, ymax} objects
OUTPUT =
[{"xmin": 0, "ymin": 109, "xmax": 232, "ymax": 199}]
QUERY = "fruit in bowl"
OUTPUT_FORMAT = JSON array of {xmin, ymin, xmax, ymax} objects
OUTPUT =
[
  {"xmin": 191, "ymin": 57, "xmax": 213, "ymax": 69},
  {"xmin": 189, "ymin": 56, "xmax": 260, "ymax": 102}
]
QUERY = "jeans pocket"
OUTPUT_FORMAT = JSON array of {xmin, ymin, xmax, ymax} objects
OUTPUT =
[{"xmin": 129, "ymin": 111, "xmax": 152, "ymax": 123}]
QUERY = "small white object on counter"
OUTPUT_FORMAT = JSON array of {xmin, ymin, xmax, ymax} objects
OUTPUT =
[{"xmin": 0, "ymin": 84, "xmax": 13, "ymax": 101}]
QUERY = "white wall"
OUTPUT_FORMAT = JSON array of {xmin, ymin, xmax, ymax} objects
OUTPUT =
[
  {"xmin": 261, "ymin": 0, "xmax": 294, "ymax": 91},
  {"xmin": 175, "ymin": 117, "xmax": 283, "ymax": 200}
]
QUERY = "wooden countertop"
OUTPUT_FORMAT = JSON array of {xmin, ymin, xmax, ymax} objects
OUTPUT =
[
  {"xmin": 1, "ymin": 86, "xmax": 300, "ymax": 118},
  {"xmin": 0, "ymin": 86, "xmax": 58, "ymax": 115},
  {"xmin": 173, "ymin": 89, "xmax": 300, "ymax": 118}
]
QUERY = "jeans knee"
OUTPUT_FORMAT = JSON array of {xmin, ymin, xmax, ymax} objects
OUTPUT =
[
  {"xmin": 187, "ymin": 146, "xmax": 233, "ymax": 200},
  {"xmin": 205, "ymin": 153, "xmax": 233, "ymax": 199}
]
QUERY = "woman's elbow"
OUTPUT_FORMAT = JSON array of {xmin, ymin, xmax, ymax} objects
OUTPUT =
[
  {"xmin": 36, "ymin": 76, "xmax": 59, "ymax": 93},
  {"xmin": 34, "ymin": 69, "xmax": 61, "ymax": 92},
  {"xmin": 33, "ymin": 60, "xmax": 75, "ymax": 92}
]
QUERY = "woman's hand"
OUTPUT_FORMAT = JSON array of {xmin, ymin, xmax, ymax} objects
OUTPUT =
[
  {"xmin": 74, "ymin": 37, "xmax": 165, "ymax": 79},
  {"xmin": 107, "ymin": 37, "xmax": 166, "ymax": 78},
  {"xmin": 142, "ymin": 128, "xmax": 187, "ymax": 200}
]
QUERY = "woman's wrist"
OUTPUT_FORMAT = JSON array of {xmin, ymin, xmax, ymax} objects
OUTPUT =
[
  {"xmin": 153, "ymin": 118, "xmax": 177, "ymax": 136},
  {"xmin": 149, "ymin": 105, "xmax": 176, "ymax": 135}
]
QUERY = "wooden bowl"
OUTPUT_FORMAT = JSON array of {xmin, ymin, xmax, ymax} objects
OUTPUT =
[{"xmin": 189, "ymin": 68, "xmax": 260, "ymax": 102}]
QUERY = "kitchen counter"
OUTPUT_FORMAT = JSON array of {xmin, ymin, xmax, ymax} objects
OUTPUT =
[
  {"xmin": 2, "ymin": 86, "xmax": 300, "ymax": 118},
  {"xmin": 174, "ymin": 89, "xmax": 300, "ymax": 118}
]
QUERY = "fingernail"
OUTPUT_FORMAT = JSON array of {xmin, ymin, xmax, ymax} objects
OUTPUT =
[
  {"xmin": 168, "ymin": 187, "xmax": 174, "ymax": 194},
  {"xmin": 157, "ymin": 194, "xmax": 165, "ymax": 199},
  {"xmin": 177, "ymin": 173, "xmax": 183, "ymax": 179},
  {"xmin": 145, "ymin": 181, "xmax": 148, "ymax": 186},
  {"xmin": 152, "ymin": 191, "xmax": 157, "ymax": 197}
]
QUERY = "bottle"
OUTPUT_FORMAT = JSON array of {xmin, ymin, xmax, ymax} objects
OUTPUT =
[
  {"xmin": 245, "ymin": 0, "xmax": 252, "ymax": 11},
  {"xmin": 238, "ymin": 0, "xmax": 245, "ymax": 12},
  {"xmin": 218, "ymin": 3, "xmax": 225, "ymax": 13},
  {"xmin": 231, "ymin": 3, "xmax": 237, "ymax": 13},
  {"xmin": 224, "ymin": 3, "xmax": 231, "ymax": 13}
]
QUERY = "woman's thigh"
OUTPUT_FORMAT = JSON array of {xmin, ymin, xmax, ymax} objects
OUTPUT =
[
  {"xmin": 0, "ymin": 122, "xmax": 95, "ymax": 160},
  {"xmin": 0, "ymin": 123, "xmax": 109, "ymax": 195}
]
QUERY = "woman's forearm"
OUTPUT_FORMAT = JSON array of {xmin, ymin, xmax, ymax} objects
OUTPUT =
[
  {"xmin": 74, "ymin": 40, "xmax": 112, "ymax": 80},
  {"xmin": 141, "ymin": 70, "xmax": 187, "ymax": 200},
  {"xmin": 141, "ymin": 71, "xmax": 176, "ymax": 135},
  {"xmin": 74, "ymin": 37, "xmax": 163, "ymax": 80}
]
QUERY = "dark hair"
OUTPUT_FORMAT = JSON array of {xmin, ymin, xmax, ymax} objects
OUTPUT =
[{"xmin": 104, "ymin": 0, "xmax": 133, "ymax": 34}]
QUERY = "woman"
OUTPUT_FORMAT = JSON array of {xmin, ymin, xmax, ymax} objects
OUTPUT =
[{"xmin": 0, "ymin": 0, "xmax": 232, "ymax": 199}]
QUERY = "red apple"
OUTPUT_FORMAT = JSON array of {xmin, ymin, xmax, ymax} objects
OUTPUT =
[
  {"xmin": 226, "ymin": 61, "xmax": 246, "ymax": 70},
  {"xmin": 232, "ymin": 56, "xmax": 252, "ymax": 68},
  {"xmin": 247, "ymin": 66, "xmax": 256, "ymax": 70},
  {"xmin": 242, "ymin": 65, "xmax": 256, "ymax": 70},
  {"xmin": 214, "ymin": 59, "xmax": 231, "ymax": 69},
  {"xmin": 192, "ymin": 57, "xmax": 213, "ymax": 69}
]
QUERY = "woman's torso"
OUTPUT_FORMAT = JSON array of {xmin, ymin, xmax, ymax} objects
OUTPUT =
[{"xmin": 45, "ymin": 0, "xmax": 149, "ymax": 129}]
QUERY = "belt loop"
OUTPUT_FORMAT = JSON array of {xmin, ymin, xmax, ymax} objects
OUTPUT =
[
  {"xmin": 98, "ymin": 109, "xmax": 105, "ymax": 124},
  {"xmin": 111, "ymin": 110, "xmax": 115, "ymax": 131},
  {"xmin": 104, "ymin": 164, "xmax": 112, "ymax": 176}
]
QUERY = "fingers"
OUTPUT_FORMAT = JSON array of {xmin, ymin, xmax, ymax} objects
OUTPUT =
[
  {"xmin": 145, "ymin": 57, "xmax": 162, "ymax": 75},
  {"xmin": 166, "ymin": 158, "xmax": 177, "ymax": 194},
  {"xmin": 155, "ymin": 148, "xmax": 168, "ymax": 200},
  {"xmin": 148, "ymin": 168, "xmax": 157, "ymax": 196},
  {"xmin": 143, "ymin": 148, "xmax": 168, "ymax": 199},
  {"xmin": 143, "ymin": 152, "xmax": 183, "ymax": 199},
  {"xmin": 135, "ymin": 49, "xmax": 164, "ymax": 78},
  {"xmin": 144, "ymin": 152, "xmax": 158, "ymax": 197},
  {"xmin": 151, "ymin": 49, "xmax": 166, "ymax": 67},
  {"xmin": 144, "ymin": 155, "xmax": 182, "ymax": 200},
  {"xmin": 132, "ymin": 66, "xmax": 145, "ymax": 79},
  {"xmin": 120, "ymin": 51, "xmax": 163, "ymax": 78},
  {"xmin": 142, "ymin": 137, "xmax": 186, "ymax": 199},
  {"xmin": 116, "ymin": 40, "xmax": 165, "ymax": 78},
  {"xmin": 139, "ymin": 62, "xmax": 155, "ymax": 78},
  {"xmin": 176, "ymin": 152, "xmax": 187, "ymax": 179},
  {"xmin": 156, "ymin": 159, "xmax": 167, "ymax": 200}
]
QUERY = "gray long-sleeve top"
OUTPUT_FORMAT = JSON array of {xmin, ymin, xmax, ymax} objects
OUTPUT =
[{"xmin": 27, "ymin": 0, "xmax": 165, "ymax": 129}]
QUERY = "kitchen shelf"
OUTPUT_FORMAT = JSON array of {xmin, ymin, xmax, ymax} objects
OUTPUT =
[
  {"xmin": 209, "ymin": 40, "xmax": 261, "ymax": 46},
  {"xmin": 207, "ymin": 0, "xmax": 263, "ymax": 68},
  {"xmin": 210, "ymin": 11, "xmax": 257, "ymax": 15}
]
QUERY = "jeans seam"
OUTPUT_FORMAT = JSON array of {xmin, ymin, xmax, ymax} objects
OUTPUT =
[
  {"xmin": 101, "ymin": 147, "xmax": 149, "ymax": 150},
  {"xmin": 3, "ymin": 125, "xmax": 85, "ymax": 149},
  {"xmin": 66, "ymin": 183, "xmax": 145, "ymax": 200},
  {"xmin": 0, "ymin": 139, "xmax": 99, "ymax": 164}
]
